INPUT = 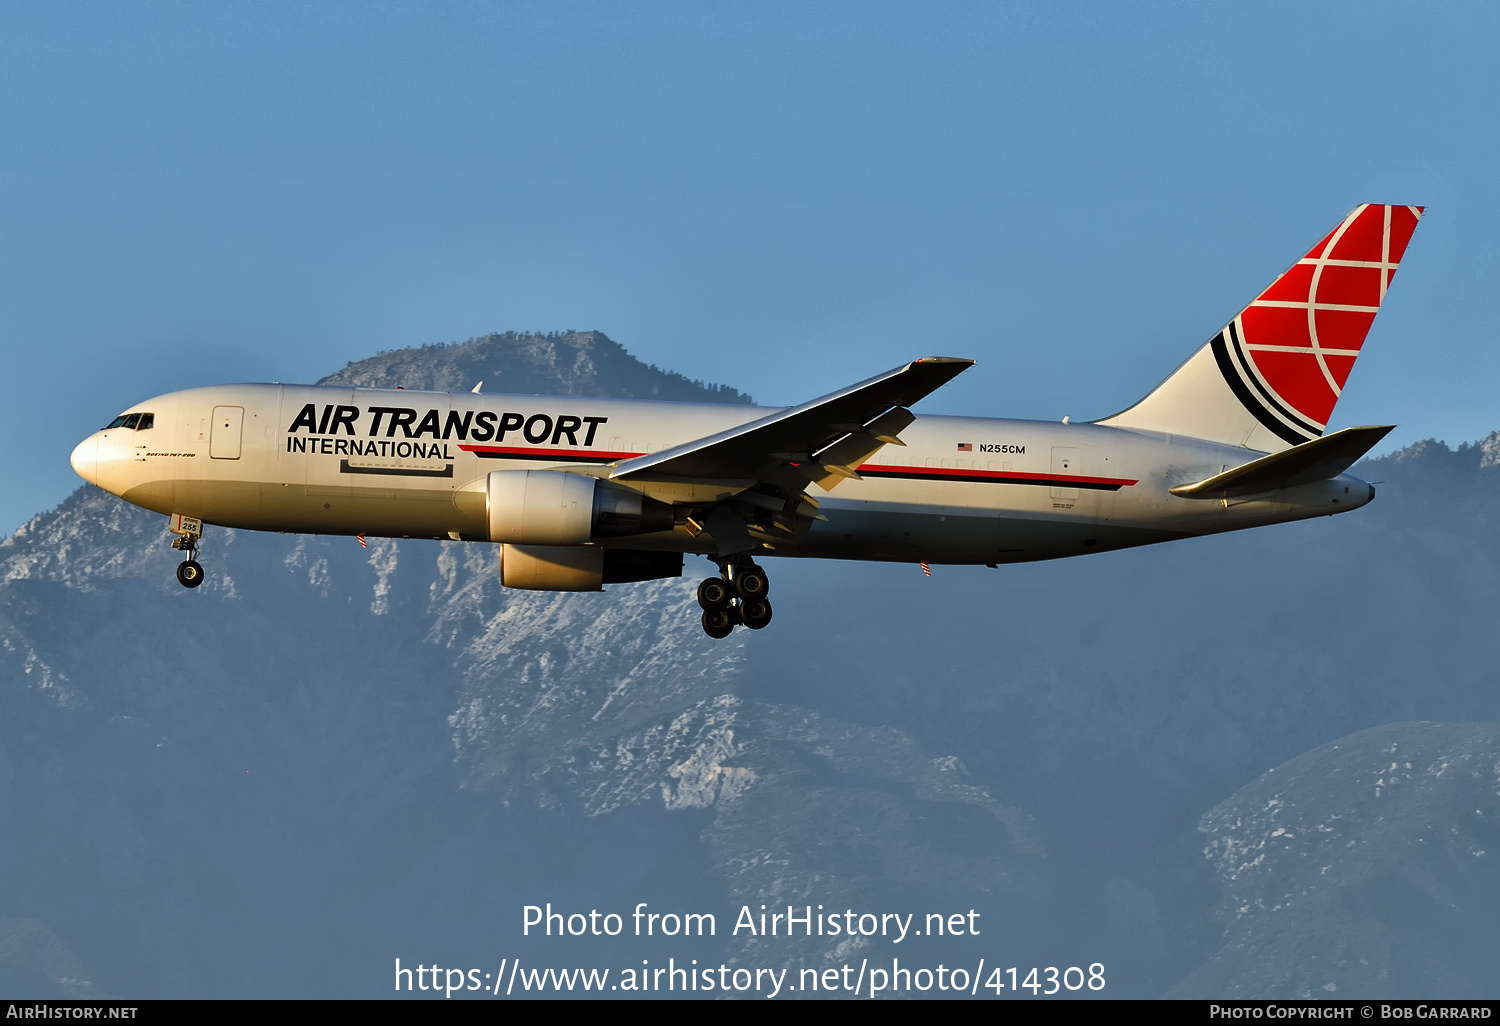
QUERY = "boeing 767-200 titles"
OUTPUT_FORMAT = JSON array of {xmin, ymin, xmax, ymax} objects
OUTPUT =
[{"xmin": 71, "ymin": 204, "xmax": 1422, "ymax": 638}]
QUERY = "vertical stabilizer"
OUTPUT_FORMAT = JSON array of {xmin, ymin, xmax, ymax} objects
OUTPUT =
[{"xmin": 1097, "ymin": 204, "xmax": 1423, "ymax": 451}]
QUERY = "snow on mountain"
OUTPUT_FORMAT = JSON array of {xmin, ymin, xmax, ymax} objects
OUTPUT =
[{"xmin": 1173, "ymin": 722, "xmax": 1500, "ymax": 999}]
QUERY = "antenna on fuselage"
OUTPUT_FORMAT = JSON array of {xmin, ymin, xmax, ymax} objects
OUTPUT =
[{"xmin": 472, "ymin": 381, "xmax": 483, "ymax": 393}]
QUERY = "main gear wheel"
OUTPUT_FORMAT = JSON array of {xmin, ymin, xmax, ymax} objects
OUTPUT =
[
  {"xmin": 701, "ymin": 608, "xmax": 735, "ymax": 639},
  {"xmin": 740, "ymin": 598, "xmax": 773, "ymax": 630},
  {"xmin": 697, "ymin": 577, "xmax": 732, "ymax": 611},
  {"xmin": 697, "ymin": 560, "xmax": 774, "ymax": 637}
]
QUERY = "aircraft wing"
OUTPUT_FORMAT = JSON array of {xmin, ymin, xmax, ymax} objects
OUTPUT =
[
  {"xmin": 1170, "ymin": 425, "xmax": 1394, "ymax": 500},
  {"xmin": 609, "ymin": 357, "xmax": 973, "ymax": 486},
  {"xmin": 608, "ymin": 357, "xmax": 972, "ymax": 554}
]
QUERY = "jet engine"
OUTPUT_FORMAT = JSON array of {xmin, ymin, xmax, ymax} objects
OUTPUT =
[
  {"xmin": 499, "ymin": 544, "xmax": 684, "ymax": 591},
  {"xmin": 486, "ymin": 469, "xmax": 674, "ymax": 545},
  {"xmin": 500, "ymin": 543, "xmax": 604, "ymax": 590}
]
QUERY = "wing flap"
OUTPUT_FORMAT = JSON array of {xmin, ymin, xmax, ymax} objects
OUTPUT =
[
  {"xmin": 1170, "ymin": 425, "xmax": 1394, "ymax": 500},
  {"xmin": 807, "ymin": 407, "xmax": 916, "ymax": 490}
]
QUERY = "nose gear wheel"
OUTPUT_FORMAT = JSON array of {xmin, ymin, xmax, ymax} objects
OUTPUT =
[
  {"xmin": 176, "ymin": 560, "xmax": 205, "ymax": 588},
  {"xmin": 168, "ymin": 515, "xmax": 206, "ymax": 589}
]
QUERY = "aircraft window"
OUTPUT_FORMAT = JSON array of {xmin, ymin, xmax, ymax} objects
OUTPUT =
[
  {"xmin": 137, "ymin": 413, "xmax": 154, "ymax": 430},
  {"xmin": 105, "ymin": 415, "xmax": 131, "ymax": 429},
  {"xmin": 122, "ymin": 413, "xmax": 141, "ymax": 429}
]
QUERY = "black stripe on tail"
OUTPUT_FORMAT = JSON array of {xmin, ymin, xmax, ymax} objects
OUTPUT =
[{"xmin": 1210, "ymin": 327, "xmax": 1320, "ymax": 447}]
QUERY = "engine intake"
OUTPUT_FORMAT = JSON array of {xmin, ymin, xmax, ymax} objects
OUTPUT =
[{"xmin": 486, "ymin": 470, "xmax": 673, "ymax": 545}]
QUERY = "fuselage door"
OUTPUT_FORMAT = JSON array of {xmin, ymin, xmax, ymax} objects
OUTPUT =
[
  {"xmin": 1050, "ymin": 446, "xmax": 1080, "ymax": 501},
  {"xmin": 210, "ymin": 406, "xmax": 244, "ymax": 460}
]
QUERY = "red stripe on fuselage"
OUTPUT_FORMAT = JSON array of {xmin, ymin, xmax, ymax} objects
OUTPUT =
[
  {"xmin": 458, "ymin": 445, "xmax": 641, "ymax": 461},
  {"xmin": 455, "ymin": 446, "xmax": 1138, "ymax": 490},
  {"xmin": 858, "ymin": 463, "xmax": 1138, "ymax": 488}
]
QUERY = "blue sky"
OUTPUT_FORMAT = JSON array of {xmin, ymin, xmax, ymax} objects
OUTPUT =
[{"xmin": 3, "ymin": 2, "xmax": 1497, "ymax": 533}]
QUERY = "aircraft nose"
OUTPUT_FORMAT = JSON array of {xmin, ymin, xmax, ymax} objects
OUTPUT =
[{"xmin": 70, "ymin": 435, "xmax": 98, "ymax": 484}]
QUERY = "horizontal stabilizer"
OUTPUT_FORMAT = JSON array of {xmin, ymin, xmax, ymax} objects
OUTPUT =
[{"xmin": 1170, "ymin": 425, "xmax": 1394, "ymax": 499}]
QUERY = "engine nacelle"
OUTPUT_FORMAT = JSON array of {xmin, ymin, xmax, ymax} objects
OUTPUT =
[
  {"xmin": 499, "ymin": 545, "xmax": 684, "ymax": 592},
  {"xmin": 500, "ymin": 543, "xmax": 603, "ymax": 591},
  {"xmin": 486, "ymin": 470, "xmax": 673, "ymax": 545}
]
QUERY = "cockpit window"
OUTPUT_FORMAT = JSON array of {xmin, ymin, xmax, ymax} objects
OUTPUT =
[
  {"xmin": 104, "ymin": 413, "xmax": 154, "ymax": 430},
  {"xmin": 137, "ymin": 413, "xmax": 154, "ymax": 430}
]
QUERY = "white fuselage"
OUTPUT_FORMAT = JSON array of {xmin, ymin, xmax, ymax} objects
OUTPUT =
[{"xmin": 70, "ymin": 383, "xmax": 1373, "ymax": 566}]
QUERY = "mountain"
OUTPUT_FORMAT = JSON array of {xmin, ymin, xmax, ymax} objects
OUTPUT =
[
  {"xmin": 1172, "ymin": 721, "xmax": 1500, "ymax": 999},
  {"xmin": 317, "ymin": 330, "xmax": 752, "ymax": 404},
  {"xmin": 3, "ymin": 331, "xmax": 1498, "ymax": 998}
]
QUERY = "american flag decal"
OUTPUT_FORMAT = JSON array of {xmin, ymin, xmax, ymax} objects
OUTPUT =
[{"xmin": 957, "ymin": 442, "xmax": 972, "ymax": 451}]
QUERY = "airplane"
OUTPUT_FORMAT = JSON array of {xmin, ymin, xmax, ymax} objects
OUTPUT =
[{"xmin": 70, "ymin": 203, "xmax": 1422, "ymax": 639}]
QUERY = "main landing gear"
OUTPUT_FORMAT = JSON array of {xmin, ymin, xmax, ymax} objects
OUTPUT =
[
  {"xmin": 169, "ymin": 514, "xmax": 206, "ymax": 589},
  {"xmin": 697, "ymin": 559, "xmax": 772, "ymax": 639}
]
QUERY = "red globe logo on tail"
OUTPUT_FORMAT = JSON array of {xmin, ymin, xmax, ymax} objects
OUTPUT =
[{"xmin": 1227, "ymin": 204, "xmax": 1423, "ymax": 441}]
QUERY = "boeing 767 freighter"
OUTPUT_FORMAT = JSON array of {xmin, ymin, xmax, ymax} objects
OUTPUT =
[{"xmin": 71, "ymin": 204, "xmax": 1422, "ymax": 637}]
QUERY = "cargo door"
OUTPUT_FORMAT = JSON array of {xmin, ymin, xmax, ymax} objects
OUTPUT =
[
  {"xmin": 210, "ymin": 406, "xmax": 243, "ymax": 459},
  {"xmin": 1050, "ymin": 446, "xmax": 1080, "ymax": 502}
]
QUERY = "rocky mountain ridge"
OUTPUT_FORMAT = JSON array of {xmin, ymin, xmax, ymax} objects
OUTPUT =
[{"xmin": 318, "ymin": 330, "xmax": 752, "ymax": 404}]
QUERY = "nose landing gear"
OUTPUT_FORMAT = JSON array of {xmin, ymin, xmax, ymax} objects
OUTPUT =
[
  {"xmin": 175, "ymin": 558, "xmax": 204, "ymax": 588},
  {"xmin": 169, "ymin": 513, "xmax": 206, "ymax": 589},
  {"xmin": 697, "ymin": 559, "xmax": 772, "ymax": 638}
]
